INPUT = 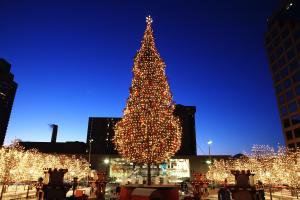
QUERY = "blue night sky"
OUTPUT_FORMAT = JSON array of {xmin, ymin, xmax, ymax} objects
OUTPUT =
[{"xmin": 1, "ymin": 0, "xmax": 284, "ymax": 155}]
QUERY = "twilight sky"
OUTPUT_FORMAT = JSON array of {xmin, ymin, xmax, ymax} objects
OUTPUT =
[{"xmin": 1, "ymin": 0, "xmax": 283, "ymax": 155}]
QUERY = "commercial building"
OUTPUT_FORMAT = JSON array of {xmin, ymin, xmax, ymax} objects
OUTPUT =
[
  {"xmin": 20, "ymin": 104, "xmax": 231, "ymax": 182},
  {"xmin": 0, "ymin": 59, "xmax": 18, "ymax": 146},
  {"xmin": 86, "ymin": 104, "xmax": 197, "ymax": 156},
  {"xmin": 20, "ymin": 125, "xmax": 86, "ymax": 154},
  {"xmin": 265, "ymin": 0, "xmax": 300, "ymax": 149}
]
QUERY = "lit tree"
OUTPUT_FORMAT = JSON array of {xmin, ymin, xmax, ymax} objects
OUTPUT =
[
  {"xmin": 113, "ymin": 16, "xmax": 182, "ymax": 184},
  {"xmin": 206, "ymin": 145, "xmax": 300, "ymax": 189}
]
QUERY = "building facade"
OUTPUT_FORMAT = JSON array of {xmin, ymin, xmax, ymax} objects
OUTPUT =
[
  {"xmin": 0, "ymin": 59, "xmax": 18, "ymax": 146},
  {"xmin": 265, "ymin": 0, "xmax": 300, "ymax": 149},
  {"xmin": 86, "ymin": 104, "xmax": 197, "ymax": 156}
]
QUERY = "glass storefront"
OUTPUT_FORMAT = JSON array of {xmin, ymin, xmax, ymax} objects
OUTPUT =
[{"xmin": 109, "ymin": 158, "xmax": 190, "ymax": 184}]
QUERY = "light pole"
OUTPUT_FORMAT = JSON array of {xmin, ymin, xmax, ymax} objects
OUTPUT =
[
  {"xmin": 208, "ymin": 140, "xmax": 213, "ymax": 162},
  {"xmin": 88, "ymin": 138, "xmax": 94, "ymax": 167}
]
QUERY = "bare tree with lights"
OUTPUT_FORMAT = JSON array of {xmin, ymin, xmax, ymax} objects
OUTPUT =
[{"xmin": 113, "ymin": 16, "xmax": 182, "ymax": 185}]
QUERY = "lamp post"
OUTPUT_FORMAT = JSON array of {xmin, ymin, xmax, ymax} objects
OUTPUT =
[
  {"xmin": 104, "ymin": 158, "xmax": 110, "ymax": 176},
  {"xmin": 88, "ymin": 139, "xmax": 94, "ymax": 167},
  {"xmin": 208, "ymin": 140, "xmax": 213, "ymax": 162}
]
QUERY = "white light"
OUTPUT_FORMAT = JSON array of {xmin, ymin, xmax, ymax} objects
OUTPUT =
[
  {"xmin": 104, "ymin": 158, "xmax": 109, "ymax": 164},
  {"xmin": 206, "ymin": 160, "xmax": 212, "ymax": 164},
  {"xmin": 208, "ymin": 140, "xmax": 213, "ymax": 145}
]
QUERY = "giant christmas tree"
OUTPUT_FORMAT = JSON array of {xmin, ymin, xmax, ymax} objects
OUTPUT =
[{"xmin": 113, "ymin": 16, "xmax": 182, "ymax": 184}]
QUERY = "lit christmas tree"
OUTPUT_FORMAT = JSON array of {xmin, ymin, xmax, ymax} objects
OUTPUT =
[{"xmin": 113, "ymin": 16, "xmax": 182, "ymax": 184}]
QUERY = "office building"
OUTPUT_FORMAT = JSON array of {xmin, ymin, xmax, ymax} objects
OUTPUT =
[
  {"xmin": 0, "ymin": 59, "xmax": 18, "ymax": 146},
  {"xmin": 265, "ymin": 0, "xmax": 300, "ymax": 149},
  {"xmin": 86, "ymin": 104, "xmax": 197, "ymax": 156}
]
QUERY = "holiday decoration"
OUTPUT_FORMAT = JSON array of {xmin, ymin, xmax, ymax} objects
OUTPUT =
[
  {"xmin": 113, "ymin": 16, "xmax": 182, "ymax": 185},
  {"xmin": 0, "ymin": 141, "xmax": 90, "ymax": 184},
  {"xmin": 206, "ymin": 145, "xmax": 300, "ymax": 188}
]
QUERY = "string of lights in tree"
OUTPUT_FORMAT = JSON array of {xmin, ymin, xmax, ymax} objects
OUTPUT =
[
  {"xmin": 113, "ymin": 16, "xmax": 182, "ymax": 165},
  {"xmin": 206, "ymin": 145, "xmax": 300, "ymax": 187},
  {"xmin": 0, "ymin": 141, "xmax": 90, "ymax": 183}
]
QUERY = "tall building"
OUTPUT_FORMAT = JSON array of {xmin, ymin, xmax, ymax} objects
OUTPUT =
[
  {"xmin": 0, "ymin": 59, "xmax": 18, "ymax": 146},
  {"xmin": 87, "ymin": 104, "xmax": 197, "ymax": 156},
  {"xmin": 265, "ymin": 0, "xmax": 300, "ymax": 149}
]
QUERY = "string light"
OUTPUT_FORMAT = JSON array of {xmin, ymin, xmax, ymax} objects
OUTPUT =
[
  {"xmin": 0, "ymin": 141, "xmax": 90, "ymax": 184},
  {"xmin": 206, "ymin": 145, "xmax": 300, "ymax": 187},
  {"xmin": 113, "ymin": 16, "xmax": 182, "ymax": 165}
]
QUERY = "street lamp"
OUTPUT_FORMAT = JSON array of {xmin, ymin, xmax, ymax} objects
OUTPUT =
[
  {"xmin": 104, "ymin": 158, "xmax": 109, "ymax": 165},
  {"xmin": 88, "ymin": 138, "xmax": 94, "ymax": 167},
  {"xmin": 208, "ymin": 140, "xmax": 213, "ymax": 162}
]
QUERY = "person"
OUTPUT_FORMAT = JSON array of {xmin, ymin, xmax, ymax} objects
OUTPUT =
[
  {"xmin": 35, "ymin": 177, "xmax": 44, "ymax": 200},
  {"xmin": 256, "ymin": 181, "xmax": 265, "ymax": 200},
  {"xmin": 218, "ymin": 187, "xmax": 231, "ymax": 200}
]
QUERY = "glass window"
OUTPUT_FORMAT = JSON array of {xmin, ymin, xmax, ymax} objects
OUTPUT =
[
  {"xmin": 267, "ymin": 45, "xmax": 273, "ymax": 53},
  {"xmin": 280, "ymin": 67, "xmax": 289, "ymax": 79},
  {"xmin": 289, "ymin": 60, "xmax": 299, "ymax": 72},
  {"xmin": 274, "ymin": 37, "xmax": 281, "ymax": 47},
  {"xmin": 279, "ymin": 95, "xmax": 285, "ymax": 104},
  {"xmin": 271, "ymin": 27, "xmax": 279, "ymax": 38},
  {"xmin": 274, "ymin": 73, "xmax": 281, "ymax": 82},
  {"xmin": 286, "ymin": 131, "xmax": 293, "ymax": 140},
  {"xmin": 293, "ymin": 71, "xmax": 300, "ymax": 83},
  {"xmin": 287, "ymin": 49, "xmax": 295, "ymax": 60},
  {"xmin": 276, "ymin": 83, "xmax": 283, "ymax": 93},
  {"xmin": 276, "ymin": 46, "xmax": 284, "ymax": 57},
  {"xmin": 286, "ymin": 89, "xmax": 295, "ymax": 101},
  {"xmin": 284, "ymin": 38, "xmax": 292, "ymax": 49},
  {"xmin": 272, "ymin": 62, "xmax": 279, "ymax": 73},
  {"xmin": 281, "ymin": 28, "xmax": 289, "ymax": 39},
  {"xmin": 294, "ymin": 128, "xmax": 300, "ymax": 138},
  {"xmin": 283, "ymin": 118, "xmax": 290, "ymax": 128},
  {"xmin": 288, "ymin": 102, "xmax": 297, "ymax": 113},
  {"xmin": 284, "ymin": 79, "xmax": 291, "ymax": 88},
  {"xmin": 293, "ymin": 29, "xmax": 300, "ymax": 41},
  {"xmin": 266, "ymin": 36, "xmax": 271, "ymax": 45},
  {"xmin": 270, "ymin": 53, "xmax": 276, "ymax": 63},
  {"xmin": 291, "ymin": 115, "xmax": 300, "ymax": 125},
  {"xmin": 295, "ymin": 85, "xmax": 300, "ymax": 95},
  {"xmin": 297, "ymin": 43, "xmax": 300, "ymax": 52},
  {"xmin": 281, "ymin": 106, "xmax": 288, "ymax": 116},
  {"xmin": 278, "ymin": 56, "xmax": 286, "ymax": 67}
]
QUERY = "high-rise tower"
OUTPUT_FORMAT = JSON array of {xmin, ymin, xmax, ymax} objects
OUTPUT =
[
  {"xmin": 0, "ymin": 59, "xmax": 18, "ymax": 146},
  {"xmin": 265, "ymin": 0, "xmax": 300, "ymax": 149}
]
